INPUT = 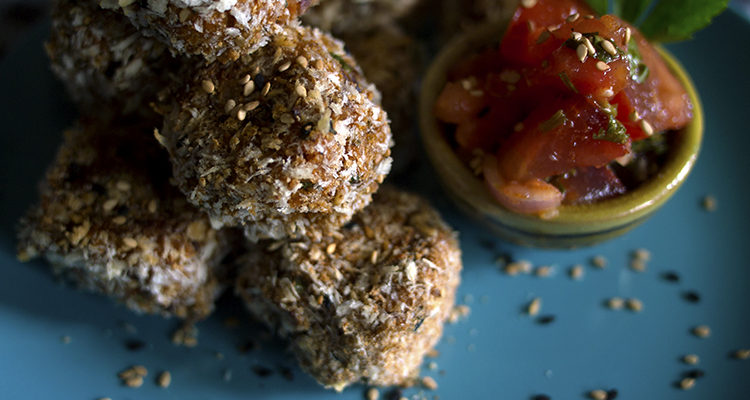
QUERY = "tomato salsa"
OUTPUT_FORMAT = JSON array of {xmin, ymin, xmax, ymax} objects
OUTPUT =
[{"xmin": 434, "ymin": 0, "xmax": 693, "ymax": 217}]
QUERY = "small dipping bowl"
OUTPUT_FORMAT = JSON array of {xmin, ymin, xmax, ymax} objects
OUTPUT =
[{"xmin": 419, "ymin": 21, "xmax": 703, "ymax": 248}]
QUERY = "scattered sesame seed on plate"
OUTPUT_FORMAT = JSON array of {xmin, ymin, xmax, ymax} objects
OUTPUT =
[
  {"xmin": 692, "ymin": 325, "xmax": 711, "ymax": 338},
  {"xmin": 591, "ymin": 255, "xmax": 607, "ymax": 269},
  {"xmin": 607, "ymin": 297, "xmax": 624, "ymax": 310},
  {"xmin": 527, "ymin": 297, "xmax": 542, "ymax": 316},
  {"xmin": 366, "ymin": 387, "xmax": 379, "ymax": 400},
  {"xmin": 535, "ymin": 265, "xmax": 553, "ymax": 277},
  {"xmin": 702, "ymin": 195, "xmax": 717, "ymax": 212},
  {"xmin": 569, "ymin": 264, "xmax": 584, "ymax": 280},
  {"xmin": 679, "ymin": 377, "xmax": 696, "ymax": 390},
  {"xmin": 421, "ymin": 376, "xmax": 438, "ymax": 390},
  {"xmin": 157, "ymin": 371, "xmax": 171, "ymax": 388},
  {"xmin": 682, "ymin": 354, "xmax": 699, "ymax": 365},
  {"xmin": 733, "ymin": 349, "xmax": 750, "ymax": 360},
  {"xmin": 626, "ymin": 298, "xmax": 643, "ymax": 312},
  {"xmin": 589, "ymin": 389, "xmax": 607, "ymax": 400}
]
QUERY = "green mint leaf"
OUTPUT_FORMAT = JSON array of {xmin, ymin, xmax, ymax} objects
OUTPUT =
[
  {"xmin": 586, "ymin": 0, "xmax": 609, "ymax": 15},
  {"xmin": 638, "ymin": 0, "xmax": 729, "ymax": 42},
  {"xmin": 613, "ymin": 0, "xmax": 652, "ymax": 24}
]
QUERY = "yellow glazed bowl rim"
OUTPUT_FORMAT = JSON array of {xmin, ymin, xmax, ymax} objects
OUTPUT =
[{"xmin": 418, "ymin": 21, "xmax": 704, "ymax": 243}]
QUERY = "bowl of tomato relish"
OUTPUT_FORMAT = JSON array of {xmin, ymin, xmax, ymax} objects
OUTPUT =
[{"xmin": 419, "ymin": 0, "xmax": 703, "ymax": 248}]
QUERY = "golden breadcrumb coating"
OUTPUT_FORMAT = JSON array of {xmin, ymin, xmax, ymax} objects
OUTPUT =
[
  {"xmin": 160, "ymin": 24, "xmax": 392, "ymax": 242},
  {"xmin": 100, "ymin": 0, "xmax": 317, "ymax": 63},
  {"xmin": 302, "ymin": 0, "xmax": 419, "ymax": 34},
  {"xmin": 17, "ymin": 118, "xmax": 235, "ymax": 320},
  {"xmin": 338, "ymin": 23, "xmax": 422, "ymax": 174},
  {"xmin": 46, "ymin": 0, "xmax": 177, "ymax": 117},
  {"xmin": 236, "ymin": 187, "xmax": 462, "ymax": 390}
]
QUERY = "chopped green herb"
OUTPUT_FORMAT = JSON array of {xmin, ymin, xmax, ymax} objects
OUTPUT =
[
  {"xmin": 632, "ymin": 132, "xmax": 668, "ymax": 155},
  {"xmin": 626, "ymin": 39, "xmax": 649, "ymax": 83},
  {"xmin": 301, "ymin": 180, "xmax": 315, "ymax": 190},
  {"xmin": 558, "ymin": 71, "xmax": 578, "ymax": 93},
  {"xmin": 539, "ymin": 110, "xmax": 568, "ymax": 132},
  {"xmin": 594, "ymin": 114, "xmax": 629, "ymax": 144},
  {"xmin": 329, "ymin": 52, "xmax": 354, "ymax": 72}
]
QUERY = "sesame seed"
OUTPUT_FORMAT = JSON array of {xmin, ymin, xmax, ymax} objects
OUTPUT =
[
  {"xmin": 570, "ymin": 264, "xmax": 584, "ymax": 279},
  {"xmin": 692, "ymin": 325, "xmax": 711, "ymax": 338},
  {"xmin": 626, "ymin": 298, "xmax": 643, "ymax": 312},
  {"xmin": 591, "ymin": 255, "xmax": 608, "ymax": 269},
  {"xmin": 571, "ymin": 31, "xmax": 583, "ymax": 41},
  {"xmin": 535, "ymin": 265, "xmax": 553, "ymax": 277},
  {"xmin": 640, "ymin": 119, "xmax": 654, "ymax": 136},
  {"xmin": 733, "ymin": 349, "xmax": 750, "ymax": 360},
  {"xmin": 426, "ymin": 349, "xmax": 440, "ymax": 358},
  {"xmin": 601, "ymin": 40, "xmax": 617, "ymax": 56},
  {"xmin": 326, "ymin": 243, "xmax": 337, "ymax": 254},
  {"xmin": 122, "ymin": 237, "xmax": 138, "ymax": 249},
  {"xmin": 296, "ymin": 55, "xmax": 308, "ymax": 68},
  {"xmin": 132, "ymin": 365, "xmax": 147, "ymax": 376},
  {"xmin": 295, "ymin": 84, "xmax": 307, "ymax": 98},
  {"xmin": 367, "ymin": 387, "xmax": 380, "ymax": 400},
  {"xmin": 262, "ymin": 82, "xmax": 271, "ymax": 96},
  {"xmin": 683, "ymin": 354, "xmax": 699, "ymax": 364},
  {"xmin": 421, "ymin": 376, "xmax": 438, "ymax": 390},
  {"xmin": 427, "ymin": 361, "xmax": 438, "ymax": 370},
  {"xmin": 224, "ymin": 99, "xmax": 236, "ymax": 113},
  {"xmin": 61, "ymin": 335, "xmax": 72, "ymax": 344},
  {"xmin": 116, "ymin": 180, "xmax": 131, "ymax": 191},
  {"xmin": 243, "ymin": 80, "xmax": 255, "ymax": 96},
  {"xmin": 596, "ymin": 61, "xmax": 610, "ymax": 71},
  {"xmin": 702, "ymin": 195, "xmax": 717, "ymax": 212},
  {"xmin": 504, "ymin": 260, "xmax": 532, "ymax": 276},
  {"xmin": 112, "ymin": 216, "xmax": 127, "ymax": 225},
  {"xmin": 157, "ymin": 371, "xmax": 171, "ymax": 388},
  {"xmin": 567, "ymin": 13, "xmax": 580, "ymax": 22},
  {"xmin": 527, "ymin": 297, "xmax": 542, "ymax": 316},
  {"xmin": 125, "ymin": 376, "xmax": 143, "ymax": 388},
  {"xmin": 630, "ymin": 260, "xmax": 646, "ymax": 272},
  {"xmin": 583, "ymin": 38, "xmax": 596, "ymax": 56},
  {"xmin": 629, "ymin": 111, "xmax": 640, "ymax": 121},
  {"xmin": 589, "ymin": 389, "xmax": 607, "ymax": 400},
  {"xmin": 584, "ymin": 14, "xmax": 595, "ymax": 19},
  {"xmin": 370, "ymin": 250, "xmax": 378, "ymax": 264},
  {"xmin": 679, "ymin": 377, "xmax": 695, "ymax": 390},
  {"xmin": 661, "ymin": 271, "xmax": 681, "ymax": 283},
  {"xmin": 147, "ymin": 199, "xmax": 157, "ymax": 213},
  {"xmin": 240, "ymin": 74, "xmax": 251, "ymax": 85},
  {"xmin": 103, "ymin": 198, "xmax": 118, "ymax": 212},
  {"xmin": 278, "ymin": 61, "xmax": 292, "ymax": 72},
  {"xmin": 682, "ymin": 291, "xmax": 701, "ymax": 304},
  {"xmin": 237, "ymin": 109, "xmax": 247, "ymax": 121},
  {"xmin": 607, "ymin": 297, "xmax": 624, "ymax": 310},
  {"xmin": 244, "ymin": 101, "xmax": 260, "ymax": 111},
  {"xmin": 576, "ymin": 44, "xmax": 588, "ymax": 63},
  {"xmin": 625, "ymin": 27, "xmax": 632, "ymax": 43},
  {"xmin": 633, "ymin": 248, "xmax": 651, "ymax": 261},
  {"xmin": 201, "ymin": 80, "xmax": 215, "ymax": 94}
]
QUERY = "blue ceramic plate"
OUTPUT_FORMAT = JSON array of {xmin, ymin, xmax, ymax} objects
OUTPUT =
[{"xmin": 1, "ymin": 9, "xmax": 749, "ymax": 400}]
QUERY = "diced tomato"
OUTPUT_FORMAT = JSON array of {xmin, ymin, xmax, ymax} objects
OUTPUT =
[
  {"xmin": 500, "ymin": 0, "xmax": 594, "ymax": 66},
  {"xmin": 611, "ymin": 25, "xmax": 693, "ymax": 136},
  {"xmin": 497, "ymin": 96, "xmax": 630, "ymax": 182},
  {"xmin": 434, "ymin": 82, "xmax": 487, "ymax": 124},
  {"xmin": 455, "ymin": 97, "xmax": 523, "ymax": 150},
  {"xmin": 555, "ymin": 166, "xmax": 626, "ymax": 205}
]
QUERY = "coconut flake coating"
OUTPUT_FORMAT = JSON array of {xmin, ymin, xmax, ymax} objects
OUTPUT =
[
  {"xmin": 46, "ymin": 0, "xmax": 177, "ymax": 117},
  {"xmin": 17, "ymin": 118, "xmax": 235, "ymax": 320},
  {"xmin": 236, "ymin": 187, "xmax": 462, "ymax": 389},
  {"xmin": 100, "ymin": 0, "xmax": 317, "ymax": 63},
  {"xmin": 161, "ymin": 24, "xmax": 392, "ymax": 242},
  {"xmin": 338, "ymin": 23, "xmax": 422, "ymax": 174},
  {"xmin": 302, "ymin": 0, "xmax": 419, "ymax": 34}
]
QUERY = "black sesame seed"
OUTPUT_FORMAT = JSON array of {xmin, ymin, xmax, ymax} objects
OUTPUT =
[
  {"xmin": 682, "ymin": 291, "xmax": 701, "ymax": 304},
  {"xmin": 237, "ymin": 339, "xmax": 258, "ymax": 354},
  {"xmin": 531, "ymin": 395, "xmax": 551, "ymax": 400},
  {"xmin": 606, "ymin": 389, "xmax": 618, "ymax": 399},
  {"xmin": 253, "ymin": 73, "xmax": 266, "ymax": 89},
  {"xmin": 251, "ymin": 365, "xmax": 273, "ymax": 378},
  {"xmin": 91, "ymin": 183, "xmax": 106, "ymax": 195},
  {"xmin": 683, "ymin": 369, "xmax": 705, "ymax": 379},
  {"xmin": 385, "ymin": 388, "xmax": 403, "ymax": 400},
  {"xmin": 279, "ymin": 366, "xmax": 294, "ymax": 381},
  {"xmin": 661, "ymin": 271, "xmax": 680, "ymax": 283},
  {"xmin": 537, "ymin": 315, "xmax": 556, "ymax": 325},
  {"xmin": 124, "ymin": 339, "xmax": 146, "ymax": 351}
]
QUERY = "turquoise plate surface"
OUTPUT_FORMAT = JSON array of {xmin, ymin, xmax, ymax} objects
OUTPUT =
[{"xmin": 1, "ymin": 9, "xmax": 749, "ymax": 400}]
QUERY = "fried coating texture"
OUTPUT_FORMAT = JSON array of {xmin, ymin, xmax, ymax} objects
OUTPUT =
[
  {"xmin": 17, "ymin": 118, "xmax": 234, "ymax": 320},
  {"xmin": 302, "ymin": 0, "xmax": 419, "ymax": 34},
  {"xmin": 46, "ymin": 0, "xmax": 176, "ymax": 117},
  {"xmin": 100, "ymin": 0, "xmax": 317, "ymax": 63},
  {"xmin": 236, "ymin": 188, "xmax": 462, "ymax": 390},
  {"xmin": 338, "ymin": 23, "xmax": 421, "ymax": 174},
  {"xmin": 161, "ymin": 24, "xmax": 392, "ymax": 242}
]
